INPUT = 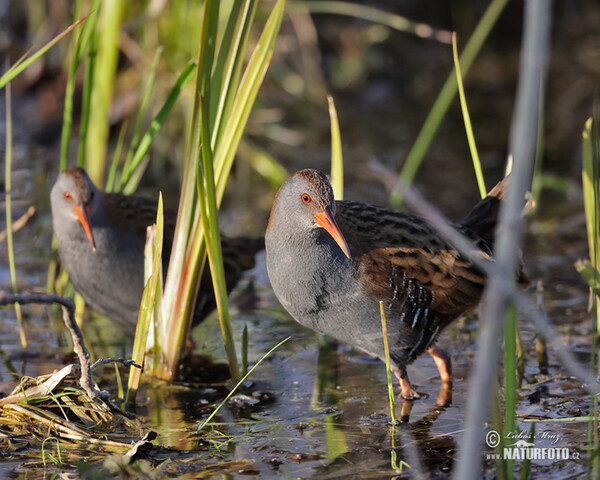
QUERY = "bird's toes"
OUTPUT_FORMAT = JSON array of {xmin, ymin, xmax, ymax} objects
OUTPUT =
[{"xmin": 399, "ymin": 387, "xmax": 421, "ymax": 400}]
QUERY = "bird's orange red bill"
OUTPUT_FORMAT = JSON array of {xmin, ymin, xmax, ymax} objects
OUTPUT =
[
  {"xmin": 314, "ymin": 208, "xmax": 351, "ymax": 259},
  {"xmin": 74, "ymin": 204, "xmax": 96, "ymax": 252}
]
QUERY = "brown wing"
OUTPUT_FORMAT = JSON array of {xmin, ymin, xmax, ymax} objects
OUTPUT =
[
  {"xmin": 335, "ymin": 200, "xmax": 488, "ymax": 317},
  {"xmin": 104, "ymin": 192, "xmax": 177, "ymax": 241}
]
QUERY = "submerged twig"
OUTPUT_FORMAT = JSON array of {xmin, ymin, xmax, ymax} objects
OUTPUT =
[
  {"xmin": 92, "ymin": 358, "xmax": 141, "ymax": 370},
  {"xmin": 0, "ymin": 205, "xmax": 36, "ymax": 244},
  {"xmin": 0, "ymin": 291, "xmax": 138, "ymax": 417}
]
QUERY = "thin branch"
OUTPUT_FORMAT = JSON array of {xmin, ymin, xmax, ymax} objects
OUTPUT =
[{"xmin": 0, "ymin": 291, "xmax": 139, "ymax": 418}]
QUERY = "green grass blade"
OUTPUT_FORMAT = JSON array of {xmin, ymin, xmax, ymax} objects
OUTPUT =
[
  {"xmin": 390, "ymin": 0, "xmax": 509, "ymax": 207},
  {"xmin": 59, "ymin": 1, "xmax": 100, "ymax": 170},
  {"xmin": 197, "ymin": 337, "xmax": 290, "ymax": 431},
  {"xmin": 4, "ymin": 76, "xmax": 26, "ymax": 348},
  {"xmin": 452, "ymin": 32, "xmax": 486, "ymax": 198},
  {"xmin": 198, "ymin": 95, "xmax": 240, "ymax": 380},
  {"xmin": 328, "ymin": 94, "xmax": 344, "ymax": 200},
  {"xmin": 379, "ymin": 301, "xmax": 396, "ymax": 422},
  {"xmin": 120, "ymin": 61, "xmax": 196, "ymax": 194},
  {"xmin": 121, "ymin": 46, "xmax": 164, "ymax": 185},
  {"xmin": 77, "ymin": 24, "xmax": 98, "ymax": 167},
  {"xmin": 126, "ymin": 194, "xmax": 164, "ymax": 405},
  {"xmin": 161, "ymin": 0, "xmax": 219, "ymax": 379},
  {"xmin": 105, "ymin": 121, "xmax": 128, "ymax": 192},
  {"xmin": 582, "ymin": 111, "xmax": 600, "ymax": 478},
  {"xmin": 214, "ymin": 0, "xmax": 286, "ymax": 203},
  {"xmin": 242, "ymin": 323, "xmax": 248, "ymax": 377},
  {"xmin": 194, "ymin": 0, "xmax": 240, "ymax": 380},
  {"xmin": 582, "ymin": 117, "xmax": 599, "ymax": 270},
  {"xmin": 301, "ymin": 1, "xmax": 452, "ymax": 43},
  {"xmin": 85, "ymin": 0, "xmax": 124, "ymax": 184},
  {"xmin": 239, "ymin": 141, "xmax": 289, "ymax": 189},
  {"xmin": 211, "ymin": 0, "xmax": 257, "ymax": 150},
  {"xmin": 0, "ymin": 15, "xmax": 89, "ymax": 90}
]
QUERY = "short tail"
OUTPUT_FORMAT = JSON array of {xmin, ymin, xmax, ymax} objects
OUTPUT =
[
  {"xmin": 460, "ymin": 176, "xmax": 510, "ymax": 246},
  {"xmin": 460, "ymin": 175, "xmax": 531, "ymax": 287}
]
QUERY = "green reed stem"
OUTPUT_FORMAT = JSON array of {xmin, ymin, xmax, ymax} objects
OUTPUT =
[
  {"xmin": 59, "ymin": 0, "xmax": 100, "ymax": 170},
  {"xmin": 328, "ymin": 94, "xmax": 344, "ymax": 200},
  {"xmin": 210, "ymin": 0, "xmax": 257, "ymax": 150},
  {"xmin": 4, "ymin": 77, "xmax": 25, "ymax": 348},
  {"xmin": 390, "ymin": 0, "xmax": 509, "ymax": 207},
  {"xmin": 126, "ymin": 194, "xmax": 164, "ymax": 405},
  {"xmin": 379, "ymin": 301, "xmax": 397, "ymax": 422},
  {"xmin": 197, "ymin": 337, "xmax": 290, "ymax": 431},
  {"xmin": 452, "ymin": 32, "xmax": 486, "ymax": 198},
  {"xmin": 120, "ymin": 61, "xmax": 196, "ymax": 194},
  {"xmin": 121, "ymin": 47, "xmax": 163, "ymax": 185},
  {"xmin": 85, "ymin": 0, "xmax": 123, "ymax": 184},
  {"xmin": 302, "ymin": 1, "xmax": 452, "ymax": 43},
  {"xmin": 582, "ymin": 112, "xmax": 600, "ymax": 477},
  {"xmin": 77, "ymin": 23, "xmax": 97, "ymax": 167},
  {"xmin": 0, "ymin": 16, "xmax": 88, "ymax": 90},
  {"xmin": 242, "ymin": 324, "xmax": 249, "ymax": 377}
]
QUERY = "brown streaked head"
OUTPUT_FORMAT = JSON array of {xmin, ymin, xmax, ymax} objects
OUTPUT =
[
  {"xmin": 50, "ymin": 167, "xmax": 98, "ymax": 251},
  {"xmin": 267, "ymin": 169, "xmax": 351, "ymax": 259}
]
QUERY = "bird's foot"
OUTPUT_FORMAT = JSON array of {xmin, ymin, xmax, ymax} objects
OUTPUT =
[{"xmin": 399, "ymin": 376, "xmax": 421, "ymax": 400}]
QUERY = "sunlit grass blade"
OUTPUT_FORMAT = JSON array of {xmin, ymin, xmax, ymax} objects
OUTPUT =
[
  {"xmin": 581, "ymin": 111, "xmax": 600, "ymax": 477},
  {"xmin": 210, "ymin": 0, "xmax": 258, "ymax": 149},
  {"xmin": 160, "ymin": 0, "xmax": 220, "ymax": 380},
  {"xmin": 120, "ymin": 46, "xmax": 164, "ymax": 187},
  {"xmin": 0, "ymin": 15, "xmax": 89, "ymax": 90},
  {"xmin": 120, "ymin": 61, "xmax": 196, "ymax": 194},
  {"xmin": 452, "ymin": 32, "xmax": 486, "ymax": 199},
  {"xmin": 328, "ymin": 94, "xmax": 344, "ymax": 200},
  {"xmin": 301, "ymin": 1, "xmax": 452, "ymax": 43},
  {"xmin": 197, "ymin": 337, "xmax": 290, "ymax": 431},
  {"xmin": 582, "ymin": 117, "xmax": 600, "ymax": 278},
  {"xmin": 239, "ymin": 141, "xmax": 289, "ymax": 189},
  {"xmin": 390, "ymin": 0, "xmax": 509, "ymax": 207},
  {"xmin": 159, "ymin": 0, "xmax": 286, "ymax": 381},
  {"xmin": 198, "ymin": 92, "xmax": 240, "ymax": 380},
  {"xmin": 126, "ymin": 194, "xmax": 164, "ymax": 405},
  {"xmin": 105, "ymin": 121, "xmax": 128, "ymax": 192},
  {"xmin": 77, "ymin": 23, "xmax": 98, "ymax": 167},
  {"xmin": 4, "ymin": 76, "xmax": 26, "ymax": 348},
  {"xmin": 59, "ymin": 0, "xmax": 101, "ymax": 170},
  {"xmin": 85, "ymin": 0, "xmax": 124, "ymax": 184},
  {"xmin": 214, "ymin": 0, "xmax": 286, "ymax": 203},
  {"xmin": 379, "ymin": 302, "xmax": 396, "ymax": 422}
]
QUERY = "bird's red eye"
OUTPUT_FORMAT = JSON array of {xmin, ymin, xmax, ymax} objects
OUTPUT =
[
  {"xmin": 302, "ymin": 194, "xmax": 311, "ymax": 204},
  {"xmin": 64, "ymin": 191, "xmax": 72, "ymax": 200}
]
